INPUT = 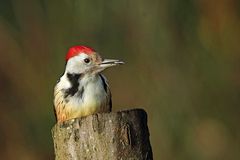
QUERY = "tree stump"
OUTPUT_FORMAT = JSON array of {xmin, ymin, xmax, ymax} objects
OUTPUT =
[{"xmin": 52, "ymin": 109, "xmax": 153, "ymax": 160}]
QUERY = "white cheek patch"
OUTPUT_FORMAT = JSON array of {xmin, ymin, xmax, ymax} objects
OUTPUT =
[{"xmin": 65, "ymin": 53, "xmax": 90, "ymax": 73}]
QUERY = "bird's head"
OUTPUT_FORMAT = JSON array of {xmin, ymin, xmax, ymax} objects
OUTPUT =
[{"xmin": 64, "ymin": 45, "xmax": 124, "ymax": 74}]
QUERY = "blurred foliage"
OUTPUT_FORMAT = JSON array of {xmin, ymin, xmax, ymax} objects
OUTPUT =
[{"xmin": 0, "ymin": 0, "xmax": 240, "ymax": 159}]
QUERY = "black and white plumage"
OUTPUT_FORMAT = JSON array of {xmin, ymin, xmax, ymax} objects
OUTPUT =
[{"xmin": 54, "ymin": 46, "xmax": 123, "ymax": 122}]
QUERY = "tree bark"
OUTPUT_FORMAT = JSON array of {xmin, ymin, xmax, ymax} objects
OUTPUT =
[{"xmin": 52, "ymin": 109, "xmax": 153, "ymax": 160}]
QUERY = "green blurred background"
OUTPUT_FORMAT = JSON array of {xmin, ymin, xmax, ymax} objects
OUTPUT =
[{"xmin": 0, "ymin": 0, "xmax": 240, "ymax": 159}]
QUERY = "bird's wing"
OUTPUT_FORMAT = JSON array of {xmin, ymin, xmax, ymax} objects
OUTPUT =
[
  {"xmin": 53, "ymin": 83, "xmax": 69, "ymax": 122},
  {"xmin": 99, "ymin": 74, "xmax": 112, "ymax": 112}
]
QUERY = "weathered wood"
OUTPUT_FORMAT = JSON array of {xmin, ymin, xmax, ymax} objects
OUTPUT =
[{"xmin": 52, "ymin": 109, "xmax": 153, "ymax": 160}]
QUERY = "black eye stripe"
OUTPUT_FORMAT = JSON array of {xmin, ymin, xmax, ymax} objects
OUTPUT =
[{"xmin": 84, "ymin": 58, "xmax": 90, "ymax": 63}]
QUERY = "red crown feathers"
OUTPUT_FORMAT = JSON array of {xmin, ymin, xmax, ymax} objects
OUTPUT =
[{"xmin": 65, "ymin": 46, "xmax": 95, "ymax": 61}]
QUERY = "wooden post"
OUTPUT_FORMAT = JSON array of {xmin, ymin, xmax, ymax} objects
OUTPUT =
[{"xmin": 52, "ymin": 109, "xmax": 153, "ymax": 160}]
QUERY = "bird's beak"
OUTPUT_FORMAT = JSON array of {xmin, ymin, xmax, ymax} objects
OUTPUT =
[
  {"xmin": 95, "ymin": 59, "xmax": 124, "ymax": 73},
  {"xmin": 96, "ymin": 59, "xmax": 124, "ymax": 72}
]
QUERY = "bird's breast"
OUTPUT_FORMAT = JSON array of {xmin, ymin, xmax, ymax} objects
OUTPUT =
[
  {"xmin": 66, "ymin": 76, "xmax": 107, "ymax": 117},
  {"xmin": 55, "ymin": 74, "xmax": 110, "ymax": 121}
]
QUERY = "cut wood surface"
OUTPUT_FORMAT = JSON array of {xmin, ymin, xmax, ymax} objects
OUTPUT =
[{"xmin": 52, "ymin": 109, "xmax": 153, "ymax": 160}]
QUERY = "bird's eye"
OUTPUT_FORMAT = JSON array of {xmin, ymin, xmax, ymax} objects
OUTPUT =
[{"xmin": 84, "ymin": 58, "xmax": 90, "ymax": 63}]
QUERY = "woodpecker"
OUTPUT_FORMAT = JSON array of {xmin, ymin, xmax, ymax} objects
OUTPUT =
[{"xmin": 54, "ymin": 46, "xmax": 124, "ymax": 123}]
